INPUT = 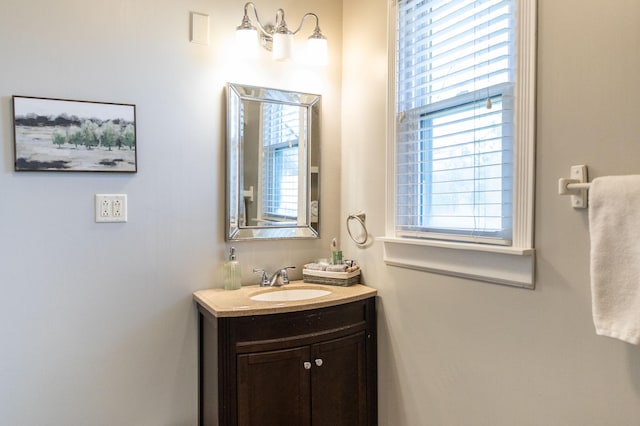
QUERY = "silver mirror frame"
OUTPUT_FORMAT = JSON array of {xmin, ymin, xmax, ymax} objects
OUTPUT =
[{"xmin": 226, "ymin": 83, "xmax": 321, "ymax": 241}]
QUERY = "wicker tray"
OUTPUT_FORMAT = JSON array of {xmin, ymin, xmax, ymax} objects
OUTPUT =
[{"xmin": 302, "ymin": 269, "xmax": 361, "ymax": 286}]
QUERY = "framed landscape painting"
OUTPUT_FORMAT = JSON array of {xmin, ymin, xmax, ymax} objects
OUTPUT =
[{"xmin": 12, "ymin": 96, "xmax": 137, "ymax": 172}]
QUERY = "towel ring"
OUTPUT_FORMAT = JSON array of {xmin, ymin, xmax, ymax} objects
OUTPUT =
[{"xmin": 346, "ymin": 212, "xmax": 368, "ymax": 245}]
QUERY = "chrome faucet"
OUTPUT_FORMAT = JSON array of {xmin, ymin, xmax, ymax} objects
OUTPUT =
[
  {"xmin": 269, "ymin": 266, "xmax": 295, "ymax": 287},
  {"xmin": 253, "ymin": 266, "xmax": 296, "ymax": 287}
]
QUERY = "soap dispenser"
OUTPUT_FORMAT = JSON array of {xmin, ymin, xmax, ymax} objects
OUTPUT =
[{"xmin": 224, "ymin": 247, "xmax": 242, "ymax": 290}]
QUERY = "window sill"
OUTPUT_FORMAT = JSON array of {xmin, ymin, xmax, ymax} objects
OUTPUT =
[{"xmin": 379, "ymin": 237, "xmax": 535, "ymax": 289}]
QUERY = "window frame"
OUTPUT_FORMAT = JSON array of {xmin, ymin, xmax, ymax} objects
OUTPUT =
[{"xmin": 382, "ymin": 0, "xmax": 537, "ymax": 288}]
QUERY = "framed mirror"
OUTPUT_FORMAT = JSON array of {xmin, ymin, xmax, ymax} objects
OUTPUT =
[{"xmin": 226, "ymin": 83, "xmax": 321, "ymax": 240}]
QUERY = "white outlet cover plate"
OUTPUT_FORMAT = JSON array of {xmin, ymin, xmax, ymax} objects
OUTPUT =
[{"xmin": 95, "ymin": 194, "xmax": 127, "ymax": 223}]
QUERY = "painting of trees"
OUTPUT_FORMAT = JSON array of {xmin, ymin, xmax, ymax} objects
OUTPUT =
[{"xmin": 13, "ymin": 96, "xmax": 137, "ymax": 172}]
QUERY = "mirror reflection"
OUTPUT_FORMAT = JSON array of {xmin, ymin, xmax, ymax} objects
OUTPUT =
[{"xmin": 226, "ymin": 83, "xmax": 321, "ymax": 240}]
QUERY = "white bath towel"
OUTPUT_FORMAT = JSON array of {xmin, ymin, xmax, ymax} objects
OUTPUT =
[{"xmin": 589, "ymin": 175, "xmax": 640, "ymax": 344}]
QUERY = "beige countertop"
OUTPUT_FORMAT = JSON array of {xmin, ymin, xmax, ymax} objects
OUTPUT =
[{"xmin": 193, "ymin": 281, "xmax": 377, "ymax": 318}]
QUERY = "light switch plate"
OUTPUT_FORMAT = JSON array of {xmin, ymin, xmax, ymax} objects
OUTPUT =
[{"xmin": 190, "ymin": 12, "xmax": 210, "ymax": 45}]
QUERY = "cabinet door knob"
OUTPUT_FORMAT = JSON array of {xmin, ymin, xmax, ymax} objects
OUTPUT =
[
  {"xmin": 315, "ymin": 358, "xmax": 323, "ymax": 367},
  {"xmin": 303, "ymin": 362, "xmax": 312, "ymax": 370}
]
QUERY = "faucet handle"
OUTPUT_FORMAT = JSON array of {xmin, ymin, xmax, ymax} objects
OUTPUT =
[
  {"xmin": 280, "ymin": 266, "xmax": 296, "ymax": 285},
  {"xmin": 253, "ymin": 268, "xmax": 270, "ymax": 287}
]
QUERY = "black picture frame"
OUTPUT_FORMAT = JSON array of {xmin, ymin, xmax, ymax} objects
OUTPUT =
[{"xmin": 12, "ymin": 95, "xmax": 137, "ymax": 172}]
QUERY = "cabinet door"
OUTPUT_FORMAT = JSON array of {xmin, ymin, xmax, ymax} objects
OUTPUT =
[
  {"xmin": 237, "ymin": 346, "xmax": 311, "ymax": 426},
  {"xmin": 311, "ymin": 332, "xmax": 367, "ymax": 426}
]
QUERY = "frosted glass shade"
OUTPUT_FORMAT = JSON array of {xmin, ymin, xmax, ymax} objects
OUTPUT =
[
  {"xmin": 307, "ymin": 37, "xmax": 328, "ymax": 66},
  {"xmin": 272, "ymin": 32, "xmax": 294, "ymax": 61},
  {"xmin": 236, "ymin": 28, "xmax": 258, "ymax": 57}
]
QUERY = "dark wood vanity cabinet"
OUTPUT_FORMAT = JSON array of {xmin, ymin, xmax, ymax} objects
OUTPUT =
[{"xmin": 197, "ymin": 297, "xmax": 377, "ymax": 426}]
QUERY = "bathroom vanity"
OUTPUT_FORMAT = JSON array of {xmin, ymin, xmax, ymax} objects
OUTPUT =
[{"xmin": 193, "ymin": 282, "xmax": 377, "ymax": 426}]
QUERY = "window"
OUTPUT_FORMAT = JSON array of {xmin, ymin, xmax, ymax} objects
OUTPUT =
[
  {"xmin": 383, "ymin": 0, "xmax": 536, "ymax": 287},
  {"xmin": 259, "ymin": 102, "xmax": 303, "ymax": 224}
]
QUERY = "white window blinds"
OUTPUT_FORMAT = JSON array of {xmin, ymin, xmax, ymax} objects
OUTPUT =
[
  {"xmin": 396, "ymin": 0, "xmax": 515, "ymax": 245},
  {"xmin": 260, "ymin": 102, "xmax": 302, "ymax": 221}
]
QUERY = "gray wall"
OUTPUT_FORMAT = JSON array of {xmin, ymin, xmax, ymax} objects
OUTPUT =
[
  {"xmin": 0, "ymin": 0, "xmax": 342, "ymax": 424},
  {"xmin": 3, "ymin": 0, "xmax": 640, "ymax": 425},
  {"xmin": 341, "ymin": 0, "xmax": 640, "ymax": 425}
]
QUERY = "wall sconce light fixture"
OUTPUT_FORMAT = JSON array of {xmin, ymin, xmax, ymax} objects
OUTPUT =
[{"xmin": 235, "ymin": 2, "xmax": 328, "ymax": 64}]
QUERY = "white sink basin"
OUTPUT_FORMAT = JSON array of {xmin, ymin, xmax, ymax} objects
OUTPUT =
[{"xmin": 250, "ymin": 288, "xmax": 331, "ymax": 302}]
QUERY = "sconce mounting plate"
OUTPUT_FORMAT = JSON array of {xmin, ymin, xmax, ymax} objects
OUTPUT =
[{"xmin": 260, "ymin": 24, "xmax": 274, "ymax": 51}]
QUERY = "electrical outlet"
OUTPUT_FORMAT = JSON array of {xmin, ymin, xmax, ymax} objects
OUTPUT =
[
  {"xmin": 100, "ymin": 199, "xmax": 111, "ymax": 217},
  {"xmin": 95, "ymin": 194, "xmax": 127, "ymax": 223},
  {"xmin": 112, "ymin": 199, "xmax": 123, "ymax": 217}
]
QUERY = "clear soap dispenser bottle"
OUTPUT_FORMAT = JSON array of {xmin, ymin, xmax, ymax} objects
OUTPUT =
[{"xmin": 224, "ymin": 247, "xmax": 241, "ymax": 290}]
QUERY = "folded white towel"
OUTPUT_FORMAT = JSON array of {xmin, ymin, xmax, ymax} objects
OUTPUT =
[
  {"xmin": 304, "ymin": 263, "xmax": 327, "ymax": 271},
  {"xmin": 589, "ymin": 175, "xmax": 640, "ymax": 344},
  {"xmin": 326, "ymin": 264, "xmax": 348, "ymax": 272}
]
